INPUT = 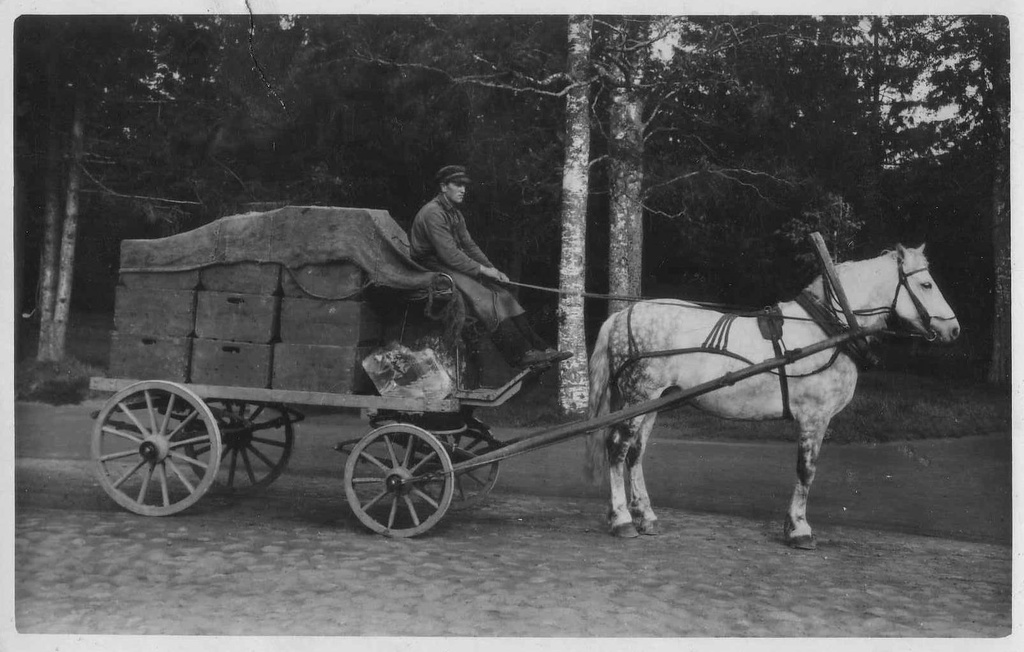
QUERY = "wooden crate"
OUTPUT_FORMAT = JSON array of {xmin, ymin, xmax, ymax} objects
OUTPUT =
[
  {"xmin": 194, "ymin": 291, "xmax": 279, "ymax": 343},
  {"xmin": 279, "ymin": 298, "xmax": 382, "ymax": 346},
  {"xmin": 272, "ymin": 343, "xmax": 375, "ymax": 394},
  {"xmin": 190, "ymin": 339, "xmax": 272, "ymax": 388},
  {"xmin": 113, "ymin": 287, "xmax": 196, "ymax": 337},
  {"xmin": 119, "ymin": 270, "xmax": 198, "ymax": 290},
  {"xmin": 200, "ymin": 262, "xmax": 281, "ymax": 294},
  {"xmin": 280, "ymin": 263, "xmax": 365, "ymax": 299},
  {"xmin": 108, "ymin": 333, "xmax": 192, "ymax": 382}
]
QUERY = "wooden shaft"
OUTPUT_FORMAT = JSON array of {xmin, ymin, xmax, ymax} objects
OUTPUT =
[
  {"xmin": 449, "ymin": 325, "xmax": 883, "ymax": 474},
  {"xmin": 809, "ymin": 232, "xmax": 860, "ymax": 329}
]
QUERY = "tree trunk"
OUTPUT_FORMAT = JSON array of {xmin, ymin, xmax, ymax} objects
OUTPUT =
[
  {"xmin": 862, "ymin": 16, "xmax": 884, "ymax": 236},
  {"xmin": 36, "ymin": 51, "xmax": 64, "ymax": 362},
  {"xmin": 36, "ymin": 123, "xmax": 64, "ymax": 361},
  {"xmin": 556, "ymin": 14, "xmax": 593, "ymax": 415},
  {"xmin": 986, "ymin": 81, "xmax": 1010, "ymax": 386},
  {"xmin": 606, "ymin": 17, "xmax": 648, "ymax": 317},
  {"xmin": 607, "ymin": 86, "xmax": 646, "ymax": 316},
  {"xmin": 49, "ymin": 100, "xmax": 85, "ymax": 362}
]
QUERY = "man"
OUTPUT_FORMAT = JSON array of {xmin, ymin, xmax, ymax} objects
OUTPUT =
[{"xmin": 409, "ymin": 165, "xmax": 568, "ymax": 368}]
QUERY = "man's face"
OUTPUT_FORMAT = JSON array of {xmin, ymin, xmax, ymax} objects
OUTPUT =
[{"xmin": 442, "ymin": 181, "xmax": 467, "ymax": 204}]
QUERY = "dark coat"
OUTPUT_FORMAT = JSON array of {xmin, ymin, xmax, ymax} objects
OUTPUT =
[
  {"xmin": 409, "ymin": 194, "xmax": 493, "ymax": 276},
  {"xmin": 408, "ymin": 194, "xmax": 522, "ymax": 330}
]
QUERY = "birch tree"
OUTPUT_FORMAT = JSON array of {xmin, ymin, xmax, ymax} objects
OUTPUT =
[
  {"xmin": 47, "ymin": 101, "xmax": 85, "ymax": 362},
  {"xmin": 35, "ymin": 111, "xmax": 64, "ymax": 362},
  {"xmin": 602, "ymin": 17, "xmax": 651, "ymax": 316},
  {"xmin": 557, "ymin": 15, "xmax": 593, "ymax": 415}
]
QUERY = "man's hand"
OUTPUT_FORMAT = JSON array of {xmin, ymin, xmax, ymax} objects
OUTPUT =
[{"xmin": 479, "ymin": 266, "xmax": 509, "ymax": 283}]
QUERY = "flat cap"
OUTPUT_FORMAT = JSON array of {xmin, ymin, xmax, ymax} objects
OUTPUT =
[{"xmin": 435, "ymin": 165, "xmax": 472, "ymax": 185}]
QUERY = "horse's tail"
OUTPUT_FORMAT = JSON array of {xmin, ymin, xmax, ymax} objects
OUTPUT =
[{"xmin": 583, "ymin": 313, "xmax": 617, "ymax": 485}]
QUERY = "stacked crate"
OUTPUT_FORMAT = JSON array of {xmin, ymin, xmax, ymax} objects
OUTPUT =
[
  {"xmin": 109, "ymin": 258, "xmax": 383, "ymax": 393},
  {"xmin": 109, "ymin": 270, "xmax": 199, "ymax": 381},
  {"xmin": 271, "ymin": 263, "xmax": 380, "ymax": 394},
  {"xmin": 191, "ymin": 263, "xmax": 281, "ymax": 388}
]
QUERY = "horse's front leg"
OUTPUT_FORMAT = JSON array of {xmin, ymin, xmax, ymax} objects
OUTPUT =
[
  {"xmin": 785, "ymin": 417, "xmax": 829, "ymax": 550},
  {"xmin": 606, "ymin": 423, "xmax": 639, "ymax": 538},
  {"xmin": 627, "ymin": 413, "xmax": 659, "ymax": 535}
]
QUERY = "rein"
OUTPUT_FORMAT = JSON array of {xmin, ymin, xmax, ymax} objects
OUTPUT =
[
  {"xmin": 499, "ymin": 279, "xmax": 746, "ymax": 312},
  {"xmin": 501, "ymin": 273, "xmax": 938, "ymax": 335}
]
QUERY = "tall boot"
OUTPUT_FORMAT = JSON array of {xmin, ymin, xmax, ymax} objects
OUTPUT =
[
  {"xmin": 491, "ymin": 318, "xmax": 532, "ymax": 367},
  {"xmin": 511, "ymin": 313, "xmax": 572, "ymax": 365},
  {"xmin": 508, "ymin": 315, "xmax": 570, "ymax": 366},
  {"xmin": 511, "ymin": 313, "xmax": 552, "ymax": 351}
]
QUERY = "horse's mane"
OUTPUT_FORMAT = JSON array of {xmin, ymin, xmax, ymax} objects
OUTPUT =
[{"xmin": 802, "ymin": 245, "xmax": 924, "ymax": 301}]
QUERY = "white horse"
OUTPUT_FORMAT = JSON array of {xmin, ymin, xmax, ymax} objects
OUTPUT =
[{"xmin": 584, "ymin": 244, "xmax": 960, "ymax": 548}]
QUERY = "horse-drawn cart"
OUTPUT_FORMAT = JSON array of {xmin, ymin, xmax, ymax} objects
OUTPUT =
[{"xmin": 90, "ymin": 211, "xmax": 939, "ymax": 540}]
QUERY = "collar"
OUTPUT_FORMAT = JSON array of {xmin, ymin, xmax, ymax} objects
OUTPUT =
[{"xmin": 436, "ymin": 193, "xmax": 457, "ymax": 212}]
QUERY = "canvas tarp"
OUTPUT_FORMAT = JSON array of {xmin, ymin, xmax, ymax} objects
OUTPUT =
[{"xmin": 118, "ymin": 205, "xmax": 442, "ymax": 292}]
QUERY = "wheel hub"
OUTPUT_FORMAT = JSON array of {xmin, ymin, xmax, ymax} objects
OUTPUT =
[
  {"xmin": 385, "ymin": 474, "xmax": 406, "ymax": 493},
  {"xmin": 222, "ymin": 426, "xmax": 253, "ymax": 450},
  {"xmin": 138, "ymin": 436, "xmax": 169, "ymax": 462},
  {"xmin": 220, "ymin": 413, "xmax": 254, "ymax": 451}
]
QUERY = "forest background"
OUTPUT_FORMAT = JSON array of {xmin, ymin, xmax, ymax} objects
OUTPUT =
[{"xmin": 11, "ymin": 12, "xmax": 1012, "ymax": 412}]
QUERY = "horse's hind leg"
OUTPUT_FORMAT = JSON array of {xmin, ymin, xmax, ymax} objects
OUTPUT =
[
  {"xmin": 785, "ymin": 417, "xmax": 829, "ymax": 550},
  {"xmin": 606, "ymin": 422, "xmax": 639, "ymax": 538},
  {"xmin": 626, "ymin": 413, "xmax": 659, "ymax": 535}
]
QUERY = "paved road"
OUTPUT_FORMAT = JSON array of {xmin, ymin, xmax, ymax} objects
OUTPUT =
[{"xmin": 7, "ymin": 399, "xmax": 1017, "ymax": 641}]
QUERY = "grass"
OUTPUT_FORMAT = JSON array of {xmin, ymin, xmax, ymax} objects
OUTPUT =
[
  {"xmin": 15, "ymin": 356, "xmax": 105, "ymax": 405},
  {"xmin": 15, "ymin": 312, "xmax": 112, "ymax": 405},
  {"xmin": 483, "ymin": 358, "xmax": 1011, "ymax": 445},
  {"xmin": 15, "ymin": 311, "xmax": 1011, "ymax": 443}
]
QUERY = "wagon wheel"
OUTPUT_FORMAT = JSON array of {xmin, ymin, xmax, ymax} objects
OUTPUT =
[
  {"xmin": 344, "ymin": 424, "xmax": 454, "ymax": 537},
  {"xmin": 91, "ymin": 381, "xmax": 222, "ymax": 516},
  {"xmin": 443, "ymin": 423, "xmax": 501, "ymax": 510},
  {"xmin": 193, "ymin": 400, "xmax": 296, "ymax": 492}
]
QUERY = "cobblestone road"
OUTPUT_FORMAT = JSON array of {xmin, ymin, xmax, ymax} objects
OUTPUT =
[{"xmin": 12, "ymin": 459, "xmax": 1012, "ymax": 639}]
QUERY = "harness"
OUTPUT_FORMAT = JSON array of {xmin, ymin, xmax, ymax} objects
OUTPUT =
[
  {"xmin": 610, "ymin": 253, "xmax": 938, "ymax": 421},
  {"xmin": 613, "ymin": 303, "xmax": 797, "ymax": 420}
]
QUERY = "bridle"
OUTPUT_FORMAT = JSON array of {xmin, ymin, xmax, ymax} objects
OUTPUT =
[
  {"xmin": 820, "ymin": 253, "xmax": 943, "ymax": 342},
  {"xmin": 889, "ymin": 256, "xmax": 937, "ymax": 341}
]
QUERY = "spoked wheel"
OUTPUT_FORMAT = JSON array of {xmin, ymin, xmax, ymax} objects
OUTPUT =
[
  {"xmin": 91, "ymin": 381, "xmax": 222, "ymax": 516},
  {"xmin": 443, "ymin": 422, "xmax": 502, "ymax": 510},
  {"xmin": 344, "ymin": 424, "xmax": 454, "ymax": 537},
  {"xmin": 197, "ymin": 400, "xmax": 298, "ymax": 492}
]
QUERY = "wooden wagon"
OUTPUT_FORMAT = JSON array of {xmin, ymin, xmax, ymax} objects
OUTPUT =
[{"xmin": 90, "ymin": 212, "xmax": 875, "ymax": 537}]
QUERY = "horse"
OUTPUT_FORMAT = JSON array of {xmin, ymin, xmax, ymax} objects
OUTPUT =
[{"xmin": 584, "ymin": 244, "xmax": 960, "ymax": 549}]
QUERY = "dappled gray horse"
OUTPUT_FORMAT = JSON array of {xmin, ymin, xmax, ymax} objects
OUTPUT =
[{"xmin": 585, "ymin": 245, "xmax": 960, "ymax": 548}]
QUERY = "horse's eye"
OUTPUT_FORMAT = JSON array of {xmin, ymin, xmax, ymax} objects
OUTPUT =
[{"xmin": 922, "ymin": 282, "xmax": 933, "ymax": 290}]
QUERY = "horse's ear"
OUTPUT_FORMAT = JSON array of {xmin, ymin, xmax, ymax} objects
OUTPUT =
[{"xmin": 896, "ymin": 243, "xmax": 908, "ymax": 261}]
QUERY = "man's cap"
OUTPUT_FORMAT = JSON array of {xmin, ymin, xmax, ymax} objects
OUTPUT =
[{"xmin": 436, "ymin": 165, "xmax": 472, "ymax": 185}]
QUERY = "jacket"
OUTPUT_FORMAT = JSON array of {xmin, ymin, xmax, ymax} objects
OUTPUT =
[{"xmin": 409, "ymin": 194, "xmax": 493, "ymax": 276}]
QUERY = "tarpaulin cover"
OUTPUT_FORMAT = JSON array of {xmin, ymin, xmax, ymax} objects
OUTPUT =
[{"xmin": 118, "ymin": 205, "xmax": 441, "ymax": 292}]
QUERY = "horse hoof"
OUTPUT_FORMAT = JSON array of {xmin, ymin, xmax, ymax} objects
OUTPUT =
[
  {"xmin": 636, "ymin": 520, "xmax": 659, "ymax": 536},
  {"xmin": 612, "ymin": 523, "xmax": 640, "ymax": 538},
  {"xmin": 787, "ymin": 535, "xmax": 817, "ymax": 550}
]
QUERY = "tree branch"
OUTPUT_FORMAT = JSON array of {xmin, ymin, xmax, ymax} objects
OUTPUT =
[
  {"xmin": 357, "ymin": 52, "xmax": 590, "ymax": 98},
  {"xmin": 79, "ymin": 165, "xmax": 202, "ymax": 205}
]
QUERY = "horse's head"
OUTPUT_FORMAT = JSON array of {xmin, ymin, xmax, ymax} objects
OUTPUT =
[{"xmin": 891, "ymin": 244, "xmax": 960, "ymax": 343}]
